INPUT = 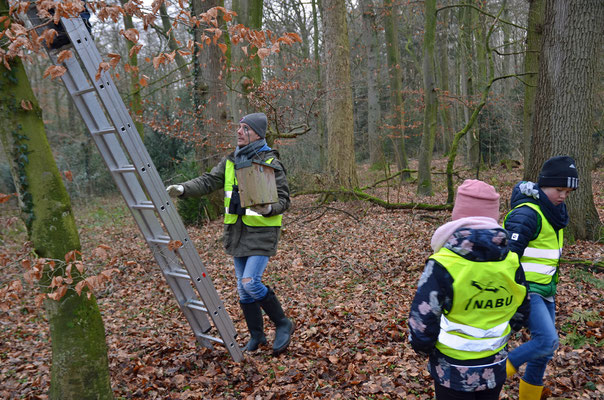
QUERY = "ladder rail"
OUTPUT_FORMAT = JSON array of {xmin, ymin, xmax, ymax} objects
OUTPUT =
[
  {"xmin": 59, "ymin": 18, "xmax": 241, "ymax": 346},
  {"xmin": 26, "ymin": 10, "xmax": 243, "ymax": 361},
  {"xmin": 57, "ymin": 44, "xmax": 217, "ymax": 350}
]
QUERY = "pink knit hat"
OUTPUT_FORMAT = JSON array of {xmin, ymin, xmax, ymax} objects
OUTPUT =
[{"xmin": 451, "ymin": 179, "xmax": 500, "ymax": 221}]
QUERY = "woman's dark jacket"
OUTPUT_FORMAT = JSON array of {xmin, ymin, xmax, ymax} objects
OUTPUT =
[{"xmin": 179, "ymin": 149, "xmax": 290, "ymax": 257}]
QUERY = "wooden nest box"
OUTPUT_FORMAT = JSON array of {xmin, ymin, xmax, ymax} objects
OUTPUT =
[{"xmin": 235, "ymin": 160, "xmax": 279, "ymax": 208}]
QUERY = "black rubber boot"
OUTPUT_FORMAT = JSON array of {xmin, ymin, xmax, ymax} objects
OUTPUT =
[
  {"xmin": 240, "ymin": 301, "xmax": 267, "ymax": 352},
  {"xmin": 259, "ymin": 287, "xmax": 295, "ymax": 355}
]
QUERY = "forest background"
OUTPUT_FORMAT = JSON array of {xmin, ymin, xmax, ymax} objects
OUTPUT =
[{"xmin": 0, "ymin": 0, "xmax": 603, "ymax": 399}]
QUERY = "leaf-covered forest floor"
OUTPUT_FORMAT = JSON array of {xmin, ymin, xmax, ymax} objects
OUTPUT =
[{"xmin": 1, "ymin": 161, "xmax": 603, "ymax": 399}]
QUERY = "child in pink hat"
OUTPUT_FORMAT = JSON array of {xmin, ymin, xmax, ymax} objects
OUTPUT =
[{"xmin": 408, "ymin": 180, "xmax": 530, "ymax": 399}]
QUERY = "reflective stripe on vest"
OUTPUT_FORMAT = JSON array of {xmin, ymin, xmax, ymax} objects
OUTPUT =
[
  {"xmin": 505, "ymin": 202, "xmax": 562, "ymax": 285},
  {"xmin": 431, "ymin": 247, "xmax": 526, "ymax": 360},
  {"xmin": 224, "ymin": 159, "xmax": 282, "ymax": 227}
]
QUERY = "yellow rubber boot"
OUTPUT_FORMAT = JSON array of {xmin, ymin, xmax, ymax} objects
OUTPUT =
[
  {"xmin": 506, "ymin": 359, "xmax": 517, "ymax": 378},
  {"xmin": 519, "ymin": 379, "xmax": 544, "ymax": 400}
]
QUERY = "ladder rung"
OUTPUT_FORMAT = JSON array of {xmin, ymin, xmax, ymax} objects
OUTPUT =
[
  {"xmin": 165, "ymin": 268, "xmax": 190, "ymax": 279},
  {"xmin": 185, "ymin": 299, "xmax": 208, "ymax": 313},
  {"xmin": 148, "ymin": 235, "xmax": 171, "ymax": 245},
  {"xmin": 71, "ymin": 86, "xmax": 96, "ymax": 96},
  {"xmin": 91, "ymin": 128, "xmax": 116, "ymax": 136},
  {"xmin": 196, "ymin": 332, "xmax": 224, "ymax": 345},
  {"xmin": 131, "ymin": 201, "xmax": 155, "ymax": 210},
  {"xmin": 111, "ymin": 165, "xmax": 136, "ymax": 173}
]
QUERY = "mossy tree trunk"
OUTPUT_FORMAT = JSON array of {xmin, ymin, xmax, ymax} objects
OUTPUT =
[
  {"xmin": 417, "ymin": 0, "xmax": 438, "ymax": 196},
  {"xmin": 323, "ymin": 0, "xmax": 358, "ymax": 188},
  {"xmin": 0, "ymin": 5, "xmax": 113, "ymax": 397},
  {"xmin": 525, "ymin": 0, "xmax": 603, "ymax": 241}
]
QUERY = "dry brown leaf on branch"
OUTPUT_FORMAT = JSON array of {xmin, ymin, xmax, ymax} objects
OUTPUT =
[
  {"xmin": 120, "ymin": 28, "xmax": 140, "ymax": 44},
  {"xmin": 56, "ymin": 50, "xmax": 73, "ymax": 64},
  {"xmin": 257, "ymin": 48, "xmax": 270, "ymax": 59},
  {"xmin": 0, "ymin": 193, "xmax": 12, "ymax": 204},
  {"xmin": 141, "ymin": 14, "xmax": 156, "ymax": 30},
  {"xmin": 50, "ymin": 276, "xmax": 64, "ymax": 289},
  {"xmin": 47, "ymin": 285, "xmax": 67, "ymax": 301},
  {"xmin": 65, "ymin": 250, "xmax": 81, "ymax": 263},
  {"xmin": 95, "ymin": 62, "xmax": 110, "ymax": 81},
  {"xmin": 168, "ymin": 240, "xmax": 183, "ymax": 251},
  {"xmin": 21, "ymin": 258, "xmax": 31, "ymax": 270},
  {"xmin": 139, "ymin": 75, "xmax": 149, "ymax": 87},
  {"xmin": 43, "ymin": 65, "xmax": 67, "ymax": 80},
  {"xmin": 152, "ymin": 53, "xmax": 165, "ymax": 69},
  {"xmin": 129, "ymin": 43, "xmax": 143, "ymax": 58},
  {"xmin": 34, "ymin": 293, "xmax": 46, "ymax": 307},
  {"xmin": 20, "ymin": 99, "xmax": 33, "ymax": 110},
  {"xmin": 107, "ymin": 52, "xmax": 121, "ymax": 68}
]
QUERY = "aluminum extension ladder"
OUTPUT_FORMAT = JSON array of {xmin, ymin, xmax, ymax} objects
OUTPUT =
[{"xmin": 25, "ymin": 8, "xmax": 243, "ymax": 362}]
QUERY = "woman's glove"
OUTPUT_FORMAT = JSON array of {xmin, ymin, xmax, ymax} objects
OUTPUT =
[
  {"xmin": 250, "ymin": 204, "xmax": 271, "ymax": 215},
  {"xmin": 166, "ymin": 184, "xmax": 184, "ymax": 197}
]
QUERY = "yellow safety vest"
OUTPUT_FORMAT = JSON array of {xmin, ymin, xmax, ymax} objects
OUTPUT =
[
  {"xmin": 223, "ymin": 159, "xmax": 282, "ymax": 227},
  {"xmin": 505, "ymin": 202, "xmax": 562, "ymax": 286},
  {"xmin": 432, "ymin": 248, "xmax": 526, "ymax": 360}
]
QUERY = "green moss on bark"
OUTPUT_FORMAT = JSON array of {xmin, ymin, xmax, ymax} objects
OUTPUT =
[{"xmin": 47, "ymin": 291, "xmax": 112, "ymax": 399}]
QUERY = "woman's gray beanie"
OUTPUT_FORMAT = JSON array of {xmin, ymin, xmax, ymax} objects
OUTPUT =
[{"xmin": 240, "ymin": 113, "xmax": 268, "ymax": 138}]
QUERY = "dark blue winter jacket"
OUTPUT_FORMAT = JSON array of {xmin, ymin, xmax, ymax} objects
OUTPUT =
[{"xmin": 503, "ymin": 181, "xmax": 569, "ymax": 257}]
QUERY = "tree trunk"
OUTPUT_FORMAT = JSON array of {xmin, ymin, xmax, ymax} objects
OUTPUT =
[
  {"xmin": 467, "ymin": 0, "xmax": 485, "ymax": 171},
  {"xmin": 383, "ymin": 0, "xmax": 410, "ymax": 181},
  {"xmin": 159, "ymin": 3, "xmax": 189, "ymax": 80},
  {"xmin": 526, "ymin": 0, "xmax": 603, "ymax": 241},
  {"xmin": 230, "ymin": 0, "xmax": 264, "ymax": 119},
  {"xmin": 417, "ymin": 0, "xmax": 438, "ymax": 195},
  {"xmin": 0, "ymin": 20, "xmax": 113, "ymax": 398},
  {"xmin": 312, "ymin": 0, "xmax": 327, "ymax": 169},
  {"xmin": 323, "ymin": 0, "xmax": 358, "ymax": 188},
  {"xmin": 459, "ymin": 1, "xmax": 477, "ymax": 167},
  {"xmin": 521, "ymin": 0, "xmax": 544, "ymax": 173},
  {"xmin": 361, "ymin": 0, "xmax": 384, "ymax": 167},
  {"xmin": 120, "ymin": 0, "xmax": 144, "ymax": 138},
  {"xmin": 192, "ymin": 0, "xmax": 229, "ymax": 169},
  {"xmin": 437, "ymin": 6, "xmax": 454, "ymax": 154}
]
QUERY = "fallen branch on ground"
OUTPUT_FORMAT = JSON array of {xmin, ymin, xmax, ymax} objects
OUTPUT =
[
  {"xmin": 560, "ymin": 258, "xmax": 604, "ymax": 272},
  {"xmin": 292, "ymin": 188, "xmax": 452, "ymax": 211}
]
